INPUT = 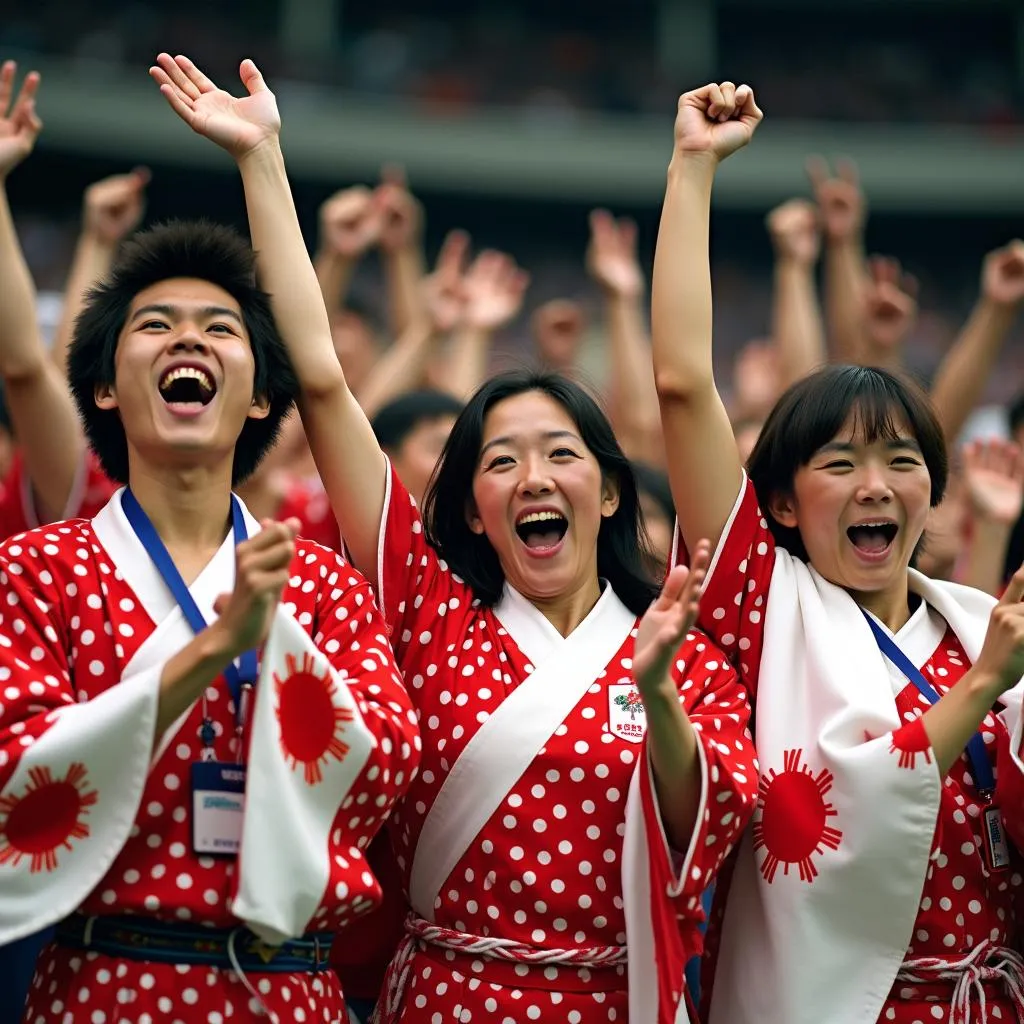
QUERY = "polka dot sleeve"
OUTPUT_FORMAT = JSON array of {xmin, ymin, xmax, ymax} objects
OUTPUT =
[
  {"xmin": 309, "ymin": 547, "xmax": 422, "ymax": 819},
  {"xmin": 679, "ymin": 475, "xmax": 776, "ymax": 696},
  {"xmin": 376, "ymin": 461, "xmax": 468, "ymax": 668}
]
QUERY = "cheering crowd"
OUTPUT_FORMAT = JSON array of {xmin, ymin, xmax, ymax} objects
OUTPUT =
[{"xmin": 1, "ymin": 49, "xmax": 1024, "ymax": 1024}]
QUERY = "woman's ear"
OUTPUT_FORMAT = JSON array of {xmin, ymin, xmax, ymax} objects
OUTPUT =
[
  {"xmin": 465, "ymin": 500, "xmax": 485, "ymax": 535},
  {"xmin": 767, "ymin": 491, "xmax": 798, "ymax": 529},
  {"xmin": 600, "ymin": 472, "xmax": 620, "ymax": 519}
]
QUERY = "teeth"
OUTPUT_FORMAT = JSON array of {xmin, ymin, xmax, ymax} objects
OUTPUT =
[
  {"xmin": 852, "ymin": 521, "xmax": 895, "ymax": 529},
  {"xmin": 159, "ymin": 366, "xmax": 214, "ymax": 394},
  {"xmin": 517, "ymin": 511, "xmax": 565, "ymax": 526}
]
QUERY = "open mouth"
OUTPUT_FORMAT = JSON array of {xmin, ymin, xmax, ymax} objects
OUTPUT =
[
  {"xmin": 158, "ymin": 366, "xmax": 216, "ymax": 407},
  {"xmin": 846, "ymin": 521, "xmax": 898, "ymax": 556},
  {"xmin": 514, "ymin": 510, "xmax": 568, "ymax": 551}
]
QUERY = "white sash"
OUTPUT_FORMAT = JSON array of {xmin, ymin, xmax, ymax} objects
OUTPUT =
[
  {"xmin": 407, "ymin": 583, "xmax": 637, "ymax": 918},
  {"xmin": 708, "ymin": 532, "xmax": 1018, "ymax": 1024}
]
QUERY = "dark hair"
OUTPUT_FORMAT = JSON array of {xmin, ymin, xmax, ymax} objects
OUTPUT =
[
  {"xmin": 371, "ymin": 389, "xmax": 465, "ymax": 452},
  {"xmin": 631, "ymin": 461, "xmax": 674, "ymax": 521},
  {"xmin": 748, "ymin": 365, "xmax": 948, "ymax": 561},
  {"xmin": 1009, "ymin": 392, "xmax": 1024, "ymax": 439},
  {"xmin": 421, "ymin": 371, "xmax": 659, "ymax": 616},
  {"xmin": 67, "ymin": 220, "xmax": 297, "ymax": 486}
]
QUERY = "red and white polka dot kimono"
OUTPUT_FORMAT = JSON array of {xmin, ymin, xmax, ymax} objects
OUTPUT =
[
  {"xmin": 0, "ymin": 489, "xmax": 419, "ymax": 1023},
  {"xmin": 688, "ymin": 476, "xmax": 1024, "ymax": 1024},
  {"xmin": 371, "ymin": 465, "xmax": 757, "ymax": 1024}
]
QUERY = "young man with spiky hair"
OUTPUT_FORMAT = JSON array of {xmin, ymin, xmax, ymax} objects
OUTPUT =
[{"xmin": 0, "ymin": 76, "xmax": 418, "ymax": 1024}]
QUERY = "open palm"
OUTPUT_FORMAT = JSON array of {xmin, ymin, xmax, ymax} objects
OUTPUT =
[
  {"xmin": 0, "ymin": 61, "xmax": 42, "ymax": 178},
  {"xmin": 149, "ymin": 54, "xmax": 279, "ymax": 160}
]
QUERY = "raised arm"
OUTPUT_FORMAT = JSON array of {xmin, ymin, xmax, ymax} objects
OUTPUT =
[
  {"xmin": 857, "ymin": 256, "xmax": 917, "ymax": 372},
  {"xmin": 0, "ymin": 62, "xmax": 90, "ymax": 524},
  {"xmin": 652, "ymin": 82, "xmax": 762, "ymax": 554},
  {"xmin": 314, "ymin": 185, "xmax": 381, "ymax": 315},
  {"xmin": 149, "ymin": 55, "xmax": 387, "ymax": 583},
  {"xmin": 765, "ymin": 198, "xmax": 827, "ymax": 387},
  {"xmin": 807, "ymin": 157, "xmax": 869, "ymax": 364},
  {"xmin": 50, "ymin": 168, "xmax": 149, "ymax": 375},
  {"xmin": 587, "ymin": 209, "xmax": 663, "ymax": 464},
  {"xmin": 930, "ymin": 241, "xmax": 1024, "ymax": 447},
  {"xmin": 376, "ymin": 166, "xmax": 428, "ymax": 338}
]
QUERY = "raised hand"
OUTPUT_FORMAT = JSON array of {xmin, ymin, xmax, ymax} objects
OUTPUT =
[
  {"xmin": 806, "ymin": 157, "xmax": 865, "ymax": 243},
  {"xmin": 318, "ymin": 186, "xmax": 382, "ymax": 260},
  {"xmin": 0, "ymin": 61, "xmax": 42, "ymax": 179},
  {"xmin": 212, "ymin": 517, "xmax": 300, "ymax": 659},
  {"xmin": 962, "ymin": 437, "xmax": 1024, "ymax": 526},
  {"xmin": 982, "ymin": 240, "xmax": 1024, "ymax": 309},
  {"xmin": 84, "ymin": 168, "xmax": 150, "ymax": 245},
  {"xmin": 673, "ymin": 82, "xmax": 762, "ymax": 163},
  {"xmin": 732, "ymin": 338, "xmax": 782, "ymax": 419},
  {"xmin": 376, "ymin": 166, "xmax": 423, "ymax": 254},
  {"xmin": 149, "ymin": 54, "xmax": 279, "ymax": 160},
  {"xmin": 973, "ymin": 564, "xmax": 1024, "ymax": 694},
  {"xmin": 861, "ymin": 255, "xmax": 918, "ymax": 352},
  {"xmin": 421, "ymin": 230, "xmax": 469, "ymax": 334},
  {"xmin": 462, "ymin": 249, "xmax": 529, "ymax": 332},
  {"xmin": 587, "ymin": 209, "xmax": 645, "ymax": 299},
  {"xmin": 532, "ymin": 299, "xmax": 586, "ymax": 371},
  {"xmin": 633, "ymin": 541, "xmax": 711, "ymax": 696},
  {"xmin": 766, "ymin": 198, "xmax": 821, "ymax": 265}
]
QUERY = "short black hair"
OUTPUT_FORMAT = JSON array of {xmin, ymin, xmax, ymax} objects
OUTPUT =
[
  {"xmin": 421, "ymin": 370, "xmax": 660, "ymax": 616},
  {"xmin": 631, "ymin": 461, "xmax": 674, "ymax": 521},
  {"xmin": 748, "ymin": 365, "xmax": 948, "ymax": 561},
  {"xmin": 371, "ymin": 389, "xmax": 464, "ymax": 452},
  {"xmin": 67, "ymin": 220, "xmax": 297, "ymax": 486}
]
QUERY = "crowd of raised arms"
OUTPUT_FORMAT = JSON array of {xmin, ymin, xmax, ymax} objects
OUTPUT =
[{"xmin": 0, "ymin": 53, "xmax": 1023, "ymax": 1024}]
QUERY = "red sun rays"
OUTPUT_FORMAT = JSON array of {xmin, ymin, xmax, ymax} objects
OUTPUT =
[
  {"xmin": 752, "ymin": 748, "xmax": 842, "ymax": 884},
  {"xmin": 0, "ymin": 763, "xmax": 98, "ymax": 872},
  {"xmin": 274, "ymin": 652, "xmax": 354, "ymax": 785}
]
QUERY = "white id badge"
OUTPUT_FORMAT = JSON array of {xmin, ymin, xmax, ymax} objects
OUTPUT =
[
  {"xmin": 191, "ymin": 761, "xmax": 246, "ymax": 856},
  {"xmin": 983, "ymin": 804, "xmax": 1011, "ymax": 872}
]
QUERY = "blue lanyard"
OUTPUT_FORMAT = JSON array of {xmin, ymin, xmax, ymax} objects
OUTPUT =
[
  {"xmin": 861, "ymin": 610, "xmax": 995, "ymax": 796},
  {"xmin": 121, "ymin": 489, "xmax": 259, "ymax": 711}
]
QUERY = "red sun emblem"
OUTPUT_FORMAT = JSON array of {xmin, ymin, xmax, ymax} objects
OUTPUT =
[
  {"xmin": 0, "ymin": 763, "xmax": 98, "ymax": 872},
  {"xmin": 274, "ymin": 652, "xmax": 354, "ymax": 785},
  {"xmin": 752, "ymin": 748, "xmax": 842, "ymax": 884}
]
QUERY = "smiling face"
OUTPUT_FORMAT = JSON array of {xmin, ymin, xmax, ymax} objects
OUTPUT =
[
  {"xmin": 769, "ymin": 412, "xmax": 932, "ymax": 603},
  {"xmin": 468, "ymin": 390, "xmax": 619, "ymax": 604},
  {"xmin": 94, "ymin": 278, "xmax": 269, "ymax": 476}
]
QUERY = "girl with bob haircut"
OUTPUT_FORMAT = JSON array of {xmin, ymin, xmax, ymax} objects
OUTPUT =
[
  {"xmin": 154, "ymin": 53, "xmax": 759, "ymax": 1024},
  {"xmin": 653, "ymin": 81, "xmax": 1024, "ymax": 1024}
]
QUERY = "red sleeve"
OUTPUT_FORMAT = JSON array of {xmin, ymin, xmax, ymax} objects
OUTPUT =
[
  {"xmin": 676, "ymin": 476, "xmax": 776, "ymax": 695},
  {"xmin": 375, "ymin": 461, "xmax": 470, "ymax": 668},
  {"xmin": 279, "ymin": 482, "xmax": 342, "ymax": 552}
]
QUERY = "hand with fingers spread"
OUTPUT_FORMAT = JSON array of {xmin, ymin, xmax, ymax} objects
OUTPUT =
[
  {"xmin": 767, "ymin": 198, "xmax": 821, "ymax": 266},
  {"xmin": 806, "ymin": 157, "xmax": 866, "ymax": 243},
  {"xmin": 982, "ymin": 240, "xmax": 1024, "ymax": 310},
  {"xmin": 972, "ymin": 566, "xmax": 1024, "ymax": 695},
  {"xmin": 962, "ymin": 437, "xmax": 1024, "ymax": 527},
  {"xmin": 532, "ymin": 299, "xmax": 587, "ymax": 372},
  {"xmin": 84, "ymin": 168, "xmax": 150, "ymax": 245},
  {"xmin": 861, "ymin": 255, "xmax": 918, "ymax": 353},
  {"xmin": 421, "ymin": 230, "xmax": 469, "ymax": 334},
  {"xmin": 673, "ymin": 81, "xmax": 762, "ymax": 164},
  {"xmin": 211, "ymin": 517, "xmax": 300, "ymax": 660},
  {"xmin": 462, "ymin": 249, "xmax": 529, "ymax": 332},
  {"xmin": 318, "ymin": 186, "xmax": 383, "ymax": 261},
  {"xmin": 587, "ymin": 209, "xmax": 645, "ymax": 300},
  {"xmin": 634, "ymin": 541, "xmax": 711, "ymax": 697},
  {"xmin": 0, "ymin": 60, "xmax": 42, "ymax": 179},
  {"xmin": 149, "ymin": 53, "xmax": 279, "ymax": 160},
  {"xmin": 376, "ymin": 166, "xmax": 423, "ymax": 254}
]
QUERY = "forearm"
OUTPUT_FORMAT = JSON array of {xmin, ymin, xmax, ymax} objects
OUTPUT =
[
  {"xmin": 155, "ymin": 623, "xmax": 235, "ymax": 740},
  {"xmin": 237, "ymin": 142, "xmax": 346, "ymax": 392},
  {"xmin": 383, "ymin": 246, "xmax": 426, "ymax": 337},
  {"xmin": 52, "ymin": 232, "xmax": 117, "ymax": 375},
  {"xmin": 441, "ymin": 326, "xmax": 492, "ymax": 403},
  {"xmin": 772, "ymin": 259, "xmax": 827, "ymax": 387},
  {"xmin": 922, "ymin": 667, "xmax": 1003, "ymax": 779},
  {"xmin": 931, "ymin": 299, "xmax": 1017, "ymax": 445},
  {"xmin": 314, "ymin": 249, "xmax": 356, "ymax": 315},
  {"xmin": 957, "ymin": 518, "xmax": 1013, "ymax": 597},
  {"xmin": 824, "ymin": 238, "xmax": 867, "ymax": 363},
  {"xmin": 605, "ymin": 292, "xmax": 662, "ymax": 461},
  {"xmin": 357, "ymin": 319, "xmax": 441, "ymax": 419},
  {"xmin": 643, "ymin": 684, "xmax": 702, "ymax": 851}
]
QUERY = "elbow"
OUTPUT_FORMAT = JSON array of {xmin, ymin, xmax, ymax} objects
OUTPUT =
[{"xmin": 653, "ymin": 365, "xmax": 710, "ymax": 405}]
